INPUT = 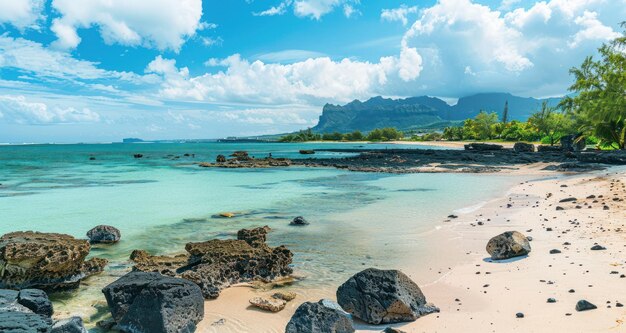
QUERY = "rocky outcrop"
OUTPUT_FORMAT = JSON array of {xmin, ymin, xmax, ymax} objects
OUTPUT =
[
  {"xmin": 464, "ymin": 143, "xmax": 503, "ymax": 151},
  {"xmin": 216, "ymin": 155, "xmax": 226, "ymax": 163},
  {"xmin": 513, "ymin": 142, "xmax": 535, "ymax": 153},
  {"xmin": 199, "ymin": 157, "xmax": 292, "ymax": 169},
  {"xmin": 486, "ymin": 231, "xmax": 531, "ymax": 260},
  {"xmin": 86, "ymin": 225, "xmax": 121, "ymax": 244},
  {"xmin": 131, "ymin": 227, "xmax": 293, "ymax": 299},
  {"xmin": 0, "ymin": 232, "xmax": 108, "ymax": 290},
  {"xmin": 336, "ymin": 268, "xmax": 438, "ymax": 325},
  {"xmin": 0, "ymin": 288, "xmax": 86, "ymax": 333},
  {"xmin": 560, "ymin": 134, "xmax": 586, "ymax": 152},
  {"xmin": 285, "ymin": 300, "xmax": 355, "ymax": 333},
  {"xmin": 102, "ymin": 271, "xmax": 204, "ymax": 333}
]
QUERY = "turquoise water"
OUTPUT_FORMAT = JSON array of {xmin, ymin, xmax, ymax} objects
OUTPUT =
[{"xmin": 0, "ymin": 142, "xmax": 522, "ymax": 327}]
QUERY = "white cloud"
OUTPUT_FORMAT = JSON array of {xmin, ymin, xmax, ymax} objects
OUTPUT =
[
  {"xmin": 255, "ymin": 0, "xmax": 358, "ymax": 19},
  {"xmin": 253, "ymin": 50, "xmax": 327, "ymax": 63},
  {"xmin": 50, "ymin": 0, "xmax": 203, "ymax": 51},
  {"xmin": 381, "ymin": 5, "xmax": 418, "ymax": 26},
  {"xmin": 254, "ymin": 0, "xmax": 293, "ymax": 16},
  {"xmin": 569, "ymin": 10, "xmax": 620, "ymax": 47},
  {"xmin": 0, "ymin": 95, "xmax": 100, "ymax": 124},
  {"xmin": 0, "ymin": 0, "xmax": 45, "ymax": 30}
]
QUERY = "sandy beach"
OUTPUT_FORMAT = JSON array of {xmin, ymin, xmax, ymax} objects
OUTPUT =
[
  {"xmin": 389, "ymin": 140, "xmax": 519, "ymax": 149},
  {"xmin": 197, "ymin": 167, "xmax": 626, "ymax": 332}
]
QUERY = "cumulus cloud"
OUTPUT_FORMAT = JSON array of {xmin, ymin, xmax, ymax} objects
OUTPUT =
[
  {"xmin": 254, "ymin": 0, "xmax": 358, "ymax": 19},
  {"xmin": 381, "ymin": 5, "xmax": 418, "ymax": 26},
  {"xmin": 0, "ymin": 95, "xmax": 100, "ymax": 124},
  {"xmin": 0, "ymin": 0, "xmax": 45, "ymax": 30},
  {"xmin": 50, "ymin": 0, "xmax": 203, "ymax": 51}
]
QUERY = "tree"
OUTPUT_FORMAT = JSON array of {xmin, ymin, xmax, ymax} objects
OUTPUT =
[
  {"xmin": 472, "ymin": 111, "xmax": 499, "ymax": 140},
  {"xmin": 345, "ymin": 130, "xmax": 364, "ymax": 141},
  {"xmin": 528, "ymin": 101, "xmax": 573, "ymax": 146},
  {"xmin": 560, "ymin": 22, "xmax": 626, "ymax": 149},
  {"xmin": 502, "ymin": 101, "xmax": 509, "ymax": 124}
]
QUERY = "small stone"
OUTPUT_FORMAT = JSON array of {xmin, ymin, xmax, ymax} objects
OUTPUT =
[
  {"xmin": 272, "ymin": 292, "xmax": 296, "ymax": 302},
  {"xmin": 516, "ymin": 312, "xmax": 524, "ymax": 318},
  {"xmin": 249, "ymin": 296, "xmax": 286, "ymax": 312},
  {"xmin": 575, "ymin": 300, "xmax": 597, "ymax": 311},
  {"xmin": 590, "ymin": 245, "xmax": 606, "ymax": 250},
  {"xmin": 290, "ymin": 216, "xmax": 309, "ymax": 226},
  {"xmin": 549, "ymin": 249, "xmax": 561, "ymax": 254},
  {"xmin": 547, "ymin": 298, "xmax": 556, "ymax": 303}
]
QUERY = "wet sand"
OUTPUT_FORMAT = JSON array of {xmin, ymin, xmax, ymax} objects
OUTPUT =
[{"xmin": 197, "ymin": 167, "xmax": 626, "ymax": 332}]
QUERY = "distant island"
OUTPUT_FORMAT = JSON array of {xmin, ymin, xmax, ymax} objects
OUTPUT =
[{"xmin": 313, "ymin": 93, "xmax": 562, "ymax": 133}]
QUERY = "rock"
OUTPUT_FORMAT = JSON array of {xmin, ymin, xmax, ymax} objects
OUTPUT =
[
  {"xmin": 272, "ymin": 291, "xmax": 296, "ymax": 301},
  {"xmin": 516, "ymin": 312, "xmax": 524, "ymax": 318},
  {"xmin": 290, "ymin": 216, "xmax": 310, "ymax": 226},
  {"xmin": 216, "ymin": 155, "xmax": 226, "ymax": 163},
  {"xmin": 590, "ymin": 244, "xmax": 606, "ymax": 250},
  {"xmin": 102, "ymin": 271, "xmax": 204, "ymax": 333},
  {"xmin": 486, "ymin": 231, "xmax": 531, "ymax": 260},
  {"xmin": 560, "ymin": 134, "xmax": 586, "ymax": 152},
  {"xmin": 299, "ymin": 150, "xmax": 315, "ymax": 155},
  {"xmin": 547, "ymin": 298, "xmax": 557, "ymax": 303},
  {"xmin": 86, "ymin": 225, "xmax": 121, "ymax": 244},
  {"xmin": 575, "ymin": 300, "xmax": 597, "ymax": 311},
  {"xmin": 133, "ymin": 154, "xmax": 143, "ymax": 158},
  {"xmin": 549, "ymin": 249, "xmax": 561, "ymax": 254},
  {"xmin": 382, "ymin": 328, "xmax": 406, "ymax": 333},
  {"xmin": 0, "ymin": 232, "xmax": 107, "ymax": 290},
  {"xmin": 230, "ymin": 151, "xmax": 251, "ymax": 160},
  {"xmin": 237, "ymin": 226, "xmax": 270, "ymax": 247},
  {"xmin": 513, "ymin": 142, "xmax": 535, "ymax": 153},
  {"xmin": 336, "ymin": 268, "xmax": 438, "ymax": 324},
  {"xmin": 131, "ymin": 227, "xmax": 293, "ymax": 299},
  {"xmin": 559, "ymin": 197, "xmax": 577, "ymax": 203},
  {"xmin": 51, "ymin": 317, "xmax": 87, "ymax": 333},
  {"xmin": 537, "ymin": 145, "xmax": 562, "ymax": 152},
  {"xmin": 218, "ymin": 212, "xmax": 236, "ymax": 218},
  {"xmin": 0, "ymin": 311, "xmax": 52, "ymax": 333},
  {"xmin": 464, "ymin": 143, "xmax": 503, "ymax": 151},
  {"xmin": 285, "ymin": 300, "xmax": 355, "ymax": 333},
  {"xmin": 249, "ymin": 296, "xmax": 286, "ymax": 312},
  {"xmin": 556, "ymin": 206, "xmax": 565, "ymax": 211},
  {"xmin": 17, "ymin": 289, "xmax": 53, "ymax": 317}
]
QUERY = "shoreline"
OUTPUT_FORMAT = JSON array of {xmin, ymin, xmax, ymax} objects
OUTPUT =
[{"xmin": 195, "ymin": 167, "xmax": 626, "ymax": 332}]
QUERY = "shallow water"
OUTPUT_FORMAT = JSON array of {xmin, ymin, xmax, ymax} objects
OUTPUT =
[{"xmin": 0, "ymin": 142, "xmax": 522, "ymax": 329}]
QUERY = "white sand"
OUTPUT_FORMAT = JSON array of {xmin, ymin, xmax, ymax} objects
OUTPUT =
[{"xmin": 197, "ymin": 168, "xmax": 626, "ymax": 332}]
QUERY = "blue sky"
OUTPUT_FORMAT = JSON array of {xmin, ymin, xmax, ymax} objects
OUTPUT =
[{"xmin": 0, "ymin": 0, "xmax": 624, "ymax": 143}]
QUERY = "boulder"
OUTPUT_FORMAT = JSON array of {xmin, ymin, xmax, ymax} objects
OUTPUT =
[
  {"xmin": 86, "ymin": 225, "xmax": 121, "ymax": 244},
  {"xmin": 102, "ymin": 271, "xmax": 204, "ymax": 333},
  {"xmin": 51, "ymin": 317, "xmax": 87, "ymax": 333},
  {"xmin": 336, "ymin": 268, "xmax": 439, "ymax": 324},
  {"xmin": 0, "ymin": 311, "xmax": 52, "ymax": 333},
  {"xmin": 249, "ymin": 296, "xmax": 286, "ymax": 312},
  {"xmin": 513, "ymin": 142, "xmax": 535, "ymax": 153},
  {"xmin": 537, "ymin": 145, "xmax": 562, "ymax": 153},
  {"xmin": 560, "ymin": 134, "xmax": 586, "ymax": 152},
  {"xmin": 285, "ymin": 300, "xmax": 355, "ymax": 333},
  {"xmin": 575, "ymin": 300, "xmax": 597, "ymax": 311},
  {"xmin": 17, "ymin": 289, "xmax": 53, "ymax": 317},
  {"xmin": 486, "ymin": 231, "xmax": 531, "ymax": 260},
  {"xmin": 0, "ymin": 232, "xmax": 107, "ymax": 290},
  {"xmin": 131, "ymin": 227, "xmax": 293, "ymax": 299},
  {"xmin": 290, "ymin": 216, "xmax": 309, "ymax": 226},
  {"xmin": 464, "ymin": 143, "xmax": 503, "ymax": 151}
]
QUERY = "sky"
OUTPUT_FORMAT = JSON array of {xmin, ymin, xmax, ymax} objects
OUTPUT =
[{"xmin": 0, "ymin": 0, "xmax": 624, "ymax": 143}]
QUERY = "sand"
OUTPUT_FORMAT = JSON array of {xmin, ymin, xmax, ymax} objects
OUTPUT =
[
  {"xmin": 389, "ymin": 140, "xmax": 519, "ymax": 149},
  {"xmin": 197, "ymin": 167, "xmax": 626, "ymax": 332}
]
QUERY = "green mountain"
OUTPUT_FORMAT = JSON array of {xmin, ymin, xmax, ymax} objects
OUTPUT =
[{"xmin": 312, "ymin": 93, "xmax": 562, "ymax": 133}]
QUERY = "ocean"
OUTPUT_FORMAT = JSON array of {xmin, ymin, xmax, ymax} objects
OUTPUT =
[{"xmin": 0, "ymin": 142, "xmax": 524, "ymax": 328}]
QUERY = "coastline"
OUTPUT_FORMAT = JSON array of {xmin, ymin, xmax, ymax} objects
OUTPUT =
[{"xmin": 196, "ymin": 166, "xmax": 626, "ymax": 332}]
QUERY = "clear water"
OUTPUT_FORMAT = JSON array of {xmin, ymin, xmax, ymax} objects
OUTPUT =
[{"xmin": 0, "ymin": 142, "xmax": 521, "ymax": 328}]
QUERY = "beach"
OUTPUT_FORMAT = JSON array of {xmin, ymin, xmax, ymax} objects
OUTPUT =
[{"xmin": 196, "ymin": 166, "xmax": 626, "ymax": 332}]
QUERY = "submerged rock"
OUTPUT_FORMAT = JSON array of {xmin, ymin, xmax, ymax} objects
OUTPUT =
[
  {"xmin": 131, "ymin": 227, "xmax": 293, "ymax": 298},
  {"xmin": 336, "ymin": 268, "xmax": 439, "ymax": 325},
  {"xmin": 285, "ymin": 300, "xmax": 355, "ymax": 333},
  {"xmin": 290, "ymin": 216, "xmax": 310, "ymax": 226},
  {"xmin": 0, "ymin": 232, "xmax": 108, "ymax": 290},
  {"xmin": 51, "ymin": 317, "xmax": 87, "ymax": 333},
  {"xmin": 486, "ymin": 231, "xmax": 531, "ymax": 260},
  {"xmin": 249, "ymin": 296, "xmax": 286, "ymax": 312},
  {"xmin": 86, "ymin": 225, "xmax": 121, "ymax": 244},
  {"xmin": 102, "ymin": 271, "xmax": 204, "ymax": 333}
]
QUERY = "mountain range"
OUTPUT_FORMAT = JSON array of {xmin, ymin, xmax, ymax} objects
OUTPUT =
[{"xmin": 312, "ymin": 93, "xmax": 563, "ymax": 133}]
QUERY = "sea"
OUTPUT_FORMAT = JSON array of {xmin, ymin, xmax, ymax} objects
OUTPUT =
[{"xmin": 0, "ymin": 142, "xmax": 526, "ymax": 329}]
